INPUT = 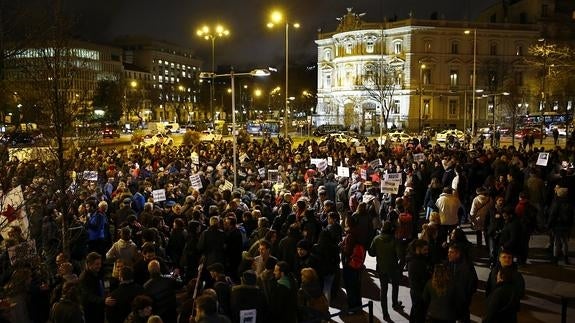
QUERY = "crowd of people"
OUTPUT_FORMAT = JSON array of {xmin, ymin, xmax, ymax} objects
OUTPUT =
[{"xmin": 0, "ymin": 130, "xmax": 573, "ymax": 323}]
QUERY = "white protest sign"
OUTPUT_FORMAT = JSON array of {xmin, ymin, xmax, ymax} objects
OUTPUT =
[
  {"xmin": 317, "ymin": 159, "xmax": 328, "ymax": 172},
  {"xmin": 413, "ymin": 153, "xmax": 425, "ymax": 162},
  {"xmin": 191, "ymin": 152, "xmax": 200, "ymax": 165},
  {"xmin": 384, "ymin": 173, "xmax": 402, "ymax": 184},
  {"xmin": 327, "ymin": 156, "xmax": 333, "ymax": 166},
  {"xmin": 239, "ymin": 309, "xmax": 257, "ymax": 323},
  {"xmin": 82, "ymin": 171, "xmax": 98, "ymax": 181},
  {"xmin": 360, "ymin": 168, "xmax": 367, "ymax": 180},
  {"xmin": 369, "ymin": 159, "xmax": 382, "ymax": 169},
  {"xmin": 152, "ymin": 189, "xmax": 167, "ymax": 202},
  {"xmin": 189, "ymin": 174, "xmax": 203, "ymax": 190},
  {"xmin": 223, "ymin": 180, "xmax": 234, "ymax": 191},
  {"xmin": 308, "ymin": 145, "xmax": 313, "ymax": 153},
  {"xmin": 356, "ymin": 146, "xmax": 366, "ymax": 154},
  {"xmin": 258, "ymin": 167, "xmax": 266, "ymax": 177},
  {"xmin": 381, "ymin": 180, "xmax": 400, "ymax": 194},
  {"xmin": 337, "ymin": 166, "xmax": 350, "ymax": 178},
  {"xmin": 310, "ymin": 158, "xmax": 322, "ymax": 167},
  {"xmin": 536, "ymin": 152, "xmax": 549, "ymax": 166}
]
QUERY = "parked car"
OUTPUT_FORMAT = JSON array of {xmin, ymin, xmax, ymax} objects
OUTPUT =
[
  {"xmin": 139, "ymin": 133, "xmax": 174, "ymax": 148},
  {"xmin": 515, "ymin": 127, "xmax": 546, "ymax": 139},
  {"xmin": 318, "ymin": 133, "xmax": 360, "ymax": 146},
  {"xmin": 386, "ymin": 131, "xmax": 414, "ymax": 144},
  {"xmin": 547, "ymin": 123, "xmax": 567, "ymax": 136},
  {"xmin": 313, "ymin": 124, "xmax": 346, "ymax": 137},
  {"xmin": 435, "ymin": 129, "xmax": 464, "ymax": 142},
  {"xmin": 101, "ymin": 128, "xmax": 121, "ymax": 139},
  {"xmin": 0, "ymin": 132, "xmax": 37, "ymax": 146}
]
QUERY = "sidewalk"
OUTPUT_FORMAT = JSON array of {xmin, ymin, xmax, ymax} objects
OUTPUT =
[{"xmin": 326, "ymin": 230, "xmax": 575, "ymax": 323}]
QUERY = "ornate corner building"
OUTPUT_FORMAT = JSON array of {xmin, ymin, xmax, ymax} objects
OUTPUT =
[{"xmin": 316, "ymin": 1, "xmax": 574, "ymax": 131}]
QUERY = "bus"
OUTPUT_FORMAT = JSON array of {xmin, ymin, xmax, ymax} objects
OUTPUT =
[
  {"xmin": 261, "ymin": 119, "xmax": 280, "ymax": 135},
  {"xmin": 246, "ymin": 120, "xmax": 262, "ymax": 135}
]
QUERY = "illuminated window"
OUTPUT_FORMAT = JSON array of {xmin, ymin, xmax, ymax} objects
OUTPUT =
[
  {"xmin": 159, "ymin": 76, "xmax": 163, "ymax": 82},
  {"xmin": 450, "ymin": 70, "xmax": 458, "ymax": 87},
  {"xmin": 159, "ymin": 60, "xmax": 163, "ymax": 64},
  {"xmin": 324, "ymin": 73, "xmax": 331, "ymax": 88},
  {"xmin": 366, "ymin": 40, "xmax": 374, "ymax": 53},
  {"xmin": 170, "ymin": 62, "xmax": 175, "ymax": 68},
  {"xmin": 182, "ymin": 71, "xmax": 186, "ymax": 77},
  {"xmin": 393, "ymin": 41, "xmax": 402, "ymax": 54}
]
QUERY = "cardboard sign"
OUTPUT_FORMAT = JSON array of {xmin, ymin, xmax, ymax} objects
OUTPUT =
[
  {"xmin": 337, "ymin": 166, "xmax": 350, "ymax": 178},
  {"xmin": 82, "ymin": 171, "xmax": 98, "ymax": 181},
  {"xmin": 191, "ymin": 152, "xmax": 200, "ymax": 165},
  {"xmin": 369, "ymin": 159, "xmax": 382, "ymax": 169},
  {"xmin": 258, "ymin": 167, "xmax": 266, "ymax": 178},
  {"xmin": 384, "ymin": 173, "xmax": 402, "ymax": 184},
  {"xmin": 536, "ymin": 152, "xmax": 549, "ymax": 166},
  {"xmin": 189, "ymin": 174, "xmax": 203, "ymax": 190},
  {"xmin": 310, "ymin": 158, "xmax": 324, "ymax": 167},
  {"xmin": 223, "ymin": 180, "xmax": 234, "ymax": 191},
  {"xmin": 152, "ymin": 189, "xmax": 166, "ymax": 202},
  {"xmin": 413, "ymin": 153, "xmax": 425, "ymax": 162},
  {"xmin": 317, "ymin": 159, "xmax": 328, "ymax": 172},
  {"xmin": 356, "ymin": 146, "xmax": 366, "ymax": 154},
  {"xmin": 327, "ymin": 157, "xmax": 333, "ymax": 166},
  {"xmin": 360, "ymin": 169, "xmax": 367, "ymax": 180},
  {"xmin": 381, "ymin": 180, "xmax": 400, "ymax": 194},
  {"xmin": 268, "ymin": 169, "xmax": 279, "ymax": 183},
  {"xmin": 7, "ymin": 240, "xmax": 37, "ymax": 265}
]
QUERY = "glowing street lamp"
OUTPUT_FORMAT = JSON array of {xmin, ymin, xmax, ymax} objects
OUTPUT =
[
  {"xmin": 196, "ymin": 24, "xmax": 230, "ymax": 121},
  {"xmin": 267, "ymin": 9, "xmax": 299, "ymax": 137}
]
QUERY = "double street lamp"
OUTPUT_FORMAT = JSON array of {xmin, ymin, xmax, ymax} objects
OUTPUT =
[
  {"xmin": 196, "ymin": 24, "xmax": 230, "ymax": 121},
  {"xmin": 267, "ymin": 10, "xmax": 299, "ymax": 137},
  {"xmin": 199, "ymin": 69, "xmax": 270, "ymax": 188}
]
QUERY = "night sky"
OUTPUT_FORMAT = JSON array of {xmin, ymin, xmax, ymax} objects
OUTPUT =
[{"xmin": 61, "ymin": 0, "xmax": 500, "ymax": 69}]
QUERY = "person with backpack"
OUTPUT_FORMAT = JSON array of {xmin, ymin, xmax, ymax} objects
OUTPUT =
[
  {"xmin": 547, "ymin": 185, "xmax": 574, "ymax": 265},
  {"xmin": 369, "ymin": 221, "xmax": 403, "ymax": 321}
]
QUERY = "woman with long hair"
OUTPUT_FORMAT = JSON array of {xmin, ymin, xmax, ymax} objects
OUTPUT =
[{"xmin": 422, "ymin": 264, "xmax": 457, "ymax": 323}]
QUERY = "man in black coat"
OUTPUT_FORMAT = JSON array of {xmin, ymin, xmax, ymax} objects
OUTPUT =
[
  {"xmin": 485, "ymin": 249, "xmax": 525, "ymax": 302},
  {"xmin": 105, "ymin": 266, "xmax": 145, "ymax": 323},
  {"xmin": 144, "ymin": 260, "xmax": 181, "ymax": 323},
  {"xmin": 223, "ymin": 215, "xmax": 244, "ymax": 283},
  {"xmin": 547, "ymin": 185, "xmax": 574, "ymax": 264},
  {"xmin": 230, "ymin": 270, "xmax": 267, "ymax": 323},
  {"xmin": 447, "ymin": 244, "xmax": 478, "ymax": 323},
  {"xmin": 268, "ymin": 261, "xmax": 298, "ymax": 323},
  {"xmin": 78, "ymin": 252, "xmax": 105, "ymax": 323},
  {"xmin": 499, "ymin": 208, "xmax": 523, "ymax": 257},
  {"xmin": 483, "ymin": 267, "xmax": 520, "ymax": 323},
  {"xmin": 407, "ymin": 239, "xmax": 432, "ymax": 323}
]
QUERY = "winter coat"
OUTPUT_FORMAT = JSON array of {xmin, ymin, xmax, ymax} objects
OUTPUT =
[
  {"xmin": 87, "ymin": 211, "xmax": 107, "ymax": 241},
  {"xmin": 483, "ymin": 281, "xmax": 519, "ymax": 323},
  {"xmin": 368, "ymin": 233, "xmax": 399, "ymax": 275},
  {"xmin": 198, "ymin": 226, "xmax": 226, "ymax": 267},
  {"xmin": 547, "ymin": 195, "xmax": 574, "ymax": 232},
  {"xmin": 423, "ymin": 186, "xmax": 442, "ymax": 210},
  {"xmin": 105, "ymin": 281, "xmax": 145, "ymax": 323},
  {"xmin": 144, "ymin": 275, "xmax": 180, "ymax": 322},
  {"xmin": 499, "ymin": 217, "xmax": 523, "ymax": 255},
  {"xmin": 50, "ymin": 298, "xmax": 85, "ymax": 323},
  {"xmin": 106, "ymin": 239, "xmax": 139, "ymax": 267},
  {"xmin": 422, "ymin": 279, "xmax": 458, "ymax": 321},
  {"xmin": 470, "ymin": 194, "xmax": 493, "ymax": 231},
  {"xmin": 436, "ymin": 193, "xmax": 461, "ymax": 226}
]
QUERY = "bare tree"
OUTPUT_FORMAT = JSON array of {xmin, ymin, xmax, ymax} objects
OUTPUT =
[{"xmin": 362, "ymin": 60, "xmax": 402, "ymax": 132}]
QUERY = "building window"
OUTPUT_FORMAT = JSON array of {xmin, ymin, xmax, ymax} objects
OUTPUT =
[
  {"xmin": 488, "ymin": 71, "xmax": 497, "ymax": 90},
  {"xmin": 159, "ymin": 76, "xmax": 163, "ymax": 82},
  {"xmin": 515, "ymin": 71, "xmax": 524, "ymax": 86},
  {"xmin": 324, "ymin": 49, "xmax": 332, "ymax": 61},
  {"xmin": 366, "ymin": 40, "xmax": 374, "ymax": 53},
  {"xmin": 448, "ymin": 100, "xmax": 457, "ymax": 117},
  {"xmin": 490, "ymin": 43, "xmax": 497, "ymax": 56},
  {"xmin": 345, "ymin": 43, "xmax": 353, "ymax": 54},
  {"xmin": 324, "ymin": 73, "xmax": 331, "ymax": 88},
  {"xmin": 395, "ymin": 72, "xmax": 402, "ymax": 86},
  {"xmin": 364, "ymin": 64, "xmax": 375, "ymax": 85},
  {"xmin": 450, "ymin": 70, "xmax": 458, "ymax": 87},
  {"xmin": 392, "ymin": 100, "xmax": 400, "ymax": 114},
  {"xmin": 451, "ymin": 42, "xmax": 459, "ymax": 54},
  {"xmin": 519, "ymin": 12, "xmax": 528, "ymax": 24},
  {"xmin": 516, "ymin": 45, "xmax": 523, "ymax": 56},
  {"xmin": 393, "ymin": 41, "xmax": 402, "ymax": 54},
  {"xmin": 424, "ymin": 41, "xmax": 432, "ymax": 53},
  {"xmin": 541, "ymin": 4, "xmax": 548, "ymax": 17},
  {"xmin": 422, "ymin": 69, "xmax": 431, "ymax": 85},
  {"xmin": 423, "ymin": 99, "xmax": 431, "ymax": 116}
]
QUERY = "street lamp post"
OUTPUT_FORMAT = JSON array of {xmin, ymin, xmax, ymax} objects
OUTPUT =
[
  {"xmin": 197, "ymin": 25, "xmax": 230, "ymax": 122},
  {"xmin": 482, "ymin": 92, "xmax": 510, "ymax": 146},
  {"xmin": 538, "ymin": 38, "xmax": 548, "ymax": 144},
  {"xmin": 267, "ymin": 10, "xmax": 299, "ymax": 137},
  {"xmin": 465, "ymin": 29, "xmax": 477, "ymax": 136},
  {"xmin": 418, "ymin": 63, "xmax": 426, "ymax": 132},
  {"xmin": 200, "ymin": 69, "xmax": 270, "ymax": 188}
]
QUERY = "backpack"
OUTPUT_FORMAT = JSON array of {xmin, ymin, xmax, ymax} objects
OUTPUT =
[
  {"xmin": 348, "ymin": 243, "xmax": 366, "ymax": 270},
  {"xmin": 395, "ymin": 212, "xmax": 413, "ymax": 241}
]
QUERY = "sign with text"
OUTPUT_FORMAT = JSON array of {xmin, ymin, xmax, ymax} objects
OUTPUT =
[
  {"xmin": 239, "ymin": 153, "xmax": 248, "ymax": 163},
  {"xmin": 268, "ymin": 170, "xmax": 279, "ymax": 183},
  {"xmin": 327, "ymin": 157, "xmax": 333, "ymax": 166},
  {"xmin": 152, "ymin": 189, "xmax": 166, "ymax": 202},
  {"xmin": 189, "ymin": 174, "xmax": 203, "ymax": 190},
  {"xmin": 384, "ymin": 173, "xmax": 402, "ymax": 184},
  {"xmin": 337, "ymin": 166, "xmax": 350, "ymax": 178},
  {"xmin": 219, "ymin": 180, "xmax": 234, "ymax": 192},
  {"xmin": 191, "ymin": 152, "xmax": 200, "ymax": 165},
  {"xmin": 258, "ymin": 167, "xmax": 266, "ymax": 178},
  {"xmin": 317, "ymin": 159, "xmax": 328, "ymax": 172},
  {"xmin": 381, "ymin": 180, "xmax": 400, "ymax": 194},
  {"xmin": 360, "ymin": 168, "xmax": 367, "ymax": 180},
  {"xmin": 413, "ymin": 153, "xmax": 425, "ymax": 162},
  {"xmin": 356, "ymin": 146, "xmax": 366, "ymax": 154},
  {"xmin": 82, "ymin": 171, "xmax": 98, "ymax": 181},
  {"xmin": 536, "ymin": 152, "xmax": 549, "ymax": 166},
  {"xmin": 369, "ymin": 159, "xmax": 382, "ymax": 169}
]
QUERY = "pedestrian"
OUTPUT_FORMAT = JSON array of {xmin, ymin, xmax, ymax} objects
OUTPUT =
[
  {"xmin": 547, "ymin": 185, "xmax": 573, "ymax": 265},
  {"xmin": 369, "ymin": 221, "xmax": 403, "ymax": 321},
  {"xmin": 78, "ymin": 252, "xmax": 105, "ymax": 323},
  {"xmin": 422, "ymin": 264, "xmax": 457, "ymax": 323},
  {"xmin": 407, "ymin": 239, "xmax": 431, "ymax": 323},
  {"xmin": 483, "ymin": 266, "xmax": 521, "ymax": 323},
  {"xmin": 447, "ymin": 244, "xmax": 478, "ymax": 323}
]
